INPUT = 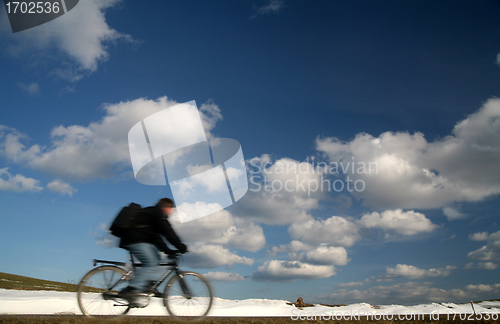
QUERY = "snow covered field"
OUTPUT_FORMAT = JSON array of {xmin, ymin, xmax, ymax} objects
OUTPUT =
[{"xmin": 1, "ymin": 288, "xmax": 499, "ymax": 318}]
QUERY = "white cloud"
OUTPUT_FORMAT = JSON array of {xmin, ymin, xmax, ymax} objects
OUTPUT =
[
  {"xmin": 269, "ymin": 240, "xmax": 313, "ymax": 256},
  {"xmin": 318, "ymin": 282, "xmax": 471, "ymax": 305},
  {"xmin": 169, "ymin": 208, "xmax": 266, "ymax": 253},
  {"xmin": 199, "ymin": 100, "xmax": 222, "ymax": 136},
  {"xmin": 478, "ymin": 262, "xmax": 498, "ymax": 270},
  {"xmin": 465, "ymin": 262, "xmax": 474, "ymax": 270},
  {"xmin": 383, "ymin": 264, "xmax": 456, "ymax": 279},
  {"xmin": 229, "ymin": 188, "xmax": 315, "ymax": 225},
  {"xmin": 465, "ymin": 262, "xmax": 498, "ymax": 270},
  {"xmin": 288, "ymin": 216, "xmax": 361, "ymax": 247},
  {"xmin": 358, "ymin": 209, "xmax": 438, "ymax": 236},
  {"xmin": 183, "ymin": 243, "xmax": 254, "ymax": 269},
  {"xmin": 0, "ymin": 167, "xmax": 42, "ymax": 193},
  {"xmin": 468, "ymin": 230, "xmax": 500, "ymax": 261},
  {"xmin": 465, "ymin": 283, "xmax": 500, "ymax": 292},
  {"xmin": 0, "ymin": 97, "xmax": 222, "ymax": 182},
  {"xmin": 18, "ymin": 83, "xmax": 40, "ymax": 95},
  {"xmin": 316, "ymin": 98, "xmax": 500, "ymax": 210},
  {"xmin": 3, "ymin": 0, "xmax": 132, "ymax": 81},
  {"xmin": 338, "ymin": 281, "xmax": 364, "ymax": 288},
  {"xmin": 469, "ymin": 232, "xmax": 489, "ymax": 241},
  {"xmin": 0, "ymin": 126, "xmax": 41, "ymax": 163},
  {"xmin": 286, "ymin": 209, "xmax": 436, "ymax": 253},
  {"xmin": 229, "ymin": 156, "xmax": 323, "ymax": 225},
  {"xmin": 252, "ymin": 260, "xmax": 336, "ymax": 282},
  {"xmin": 92, "ymin": 222, "xmax": 118, "ymax": 248},
  {"xmin": 291, "ymin": 245, "xmax": 350, "ymax": 266},
  {"xmin": 250, "ymin": 0, "xmax": 285, "ymax": 19},
  {"xmin": 253, "ymin": 156, "xmax": 326, "ymax": 197},
  {"xmin": 47, "ymin": 179, "xmax": 77, "ymax": 196},
  {"xmin": 203, "ymin": 272, "xmax": 247, "ymax": 282},
  {"xmin": 496, "ymin": 53, "xmax": 500, "ymax": 66},
  {"xmin": 271, "ymin": 241, "xmax": 349, "ymax": 266},
  {"xmin": 442, "ymin": 207, "xmax": 467, "ymax": 221}
]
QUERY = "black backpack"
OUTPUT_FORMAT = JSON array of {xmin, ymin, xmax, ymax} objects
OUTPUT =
[{"xmin": 109, "ymin": 203, "xmax": 142, "ymax": 238}]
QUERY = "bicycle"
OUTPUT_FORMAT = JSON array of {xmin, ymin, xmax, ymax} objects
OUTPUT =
[{"xmin": 77, "ymin": 252, "xmax": 213, "ymax": 321}]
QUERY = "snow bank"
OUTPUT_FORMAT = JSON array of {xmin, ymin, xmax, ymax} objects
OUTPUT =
[{"xmin": 1, "ymin": 289, "xmax": 499, "ymax": 317}]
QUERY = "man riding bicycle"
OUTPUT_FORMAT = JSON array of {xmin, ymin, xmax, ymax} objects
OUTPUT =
[{"xmin": 118, "ymin": 198, "xmax": 187, "ymax": 303}]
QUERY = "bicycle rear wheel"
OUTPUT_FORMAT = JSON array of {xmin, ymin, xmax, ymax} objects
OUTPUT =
[
  {"xmin": 77, "ymin": 265, "xmax": 130, "ymax": 317},
  {"xmin": 164, "ymin": 271, "xmax": 213, "ymax": 321}
]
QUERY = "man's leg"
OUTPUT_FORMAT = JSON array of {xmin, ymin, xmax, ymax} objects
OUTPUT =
[{"xmin": 126, "ymin": 243, "xmax": 160, "ymax": 291}]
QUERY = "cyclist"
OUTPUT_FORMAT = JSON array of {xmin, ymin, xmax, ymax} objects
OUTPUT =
[{"xmin": 118, "ymin": 198, "xmax": 187, "ymax": 304}]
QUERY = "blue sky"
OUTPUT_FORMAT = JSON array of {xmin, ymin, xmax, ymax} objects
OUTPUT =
[{"xmin": 1, "ymin": 0, "xmax": 500, "ymax": 305}]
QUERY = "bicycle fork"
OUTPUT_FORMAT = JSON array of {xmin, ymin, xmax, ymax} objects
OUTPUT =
[{"xmin": 177, "ymin": 273, "xmax": 193, "ymax": 299}]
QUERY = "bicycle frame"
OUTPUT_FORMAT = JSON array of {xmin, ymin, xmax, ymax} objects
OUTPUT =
[{"xmin": 92, "ymin": 252, "xmax": 189, "ymax": 297}]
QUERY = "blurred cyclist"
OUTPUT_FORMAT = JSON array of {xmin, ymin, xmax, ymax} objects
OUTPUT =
[{"xmin": 118, "ymin": 198, "xmax": 187, "ymax": 303}]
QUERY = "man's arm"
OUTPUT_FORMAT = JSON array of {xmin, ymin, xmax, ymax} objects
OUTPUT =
[{"xmin": 157, "ymin": 212, "xmax": 187, "ymax": 253}]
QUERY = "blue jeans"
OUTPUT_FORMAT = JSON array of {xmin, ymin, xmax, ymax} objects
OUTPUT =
[{"xmin": 126, "ymin": 243, "xmax": 160, "ymax": 291}]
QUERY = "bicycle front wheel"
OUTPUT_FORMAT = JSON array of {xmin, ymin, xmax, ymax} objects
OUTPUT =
[
  {"xmin": 77, "ymin": 265, "xmax": 130, "ymax": 317},
  {"xmin": 164, "ymin": 271, "xmax": 213, "ymax": 321}
]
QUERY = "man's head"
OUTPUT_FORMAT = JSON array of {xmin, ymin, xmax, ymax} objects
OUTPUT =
[{"xmin": 157, "ymin": 198, "xmax": 175, "ymax": 216}]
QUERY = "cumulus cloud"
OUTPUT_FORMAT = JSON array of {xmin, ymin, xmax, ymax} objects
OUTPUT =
[
  {"xmin": 316, "ymin": 98, "xmax": 500, "ymax": 210},
  {"xmin": 468, "ymin": 230, "xmax": 500, "ymax": 261},
  {"xmin": 229, "ymin": 156, "xmax": 322, "ymax": 225},
  {"xmin": 271, "ymin": 241, "xmax": 349, "ymax": 266},
  {"xmin": 0, "ymin": 97, "xmax": 222, "ymax": 182},
  {"xmin": 358, "ymin": 209, "xmax": 439, "ymax": 236},
  {"xmin": 0, "ymin": 167, "xmax": 42, "ymax": 193},
  {"xmin": 252, "ymin": 260, "xmax": 336, "ymax": 282},
  {"xmin": 291, "ymin": 245, "xmax": 350, "ymax": 266},
  {"xmin": 203, "ymin": 271, "xmax": 247, "ymax": 282},
  {"xmin": 382, "ymin": 264, "xmax": 456, "ymax": 279},
  {"xmin": 318, "ymin": 282, "xmax": 473, "ymax": 305},
  {"xmin": 199, "ymin": 100, "xmax": 223, "ymax": 136},
  {"xmin": 465, "ymin": 262, "xmax": 498, "ymax": 270},
  {"xmin": 465, "ymin": 283, "xmax": 500, "ymax": 292},
  {"xmin": 288, "ymin": 216, "xmax": 361, "ymax": 247},
  {"xmin": 249, "ymin": 156, "xmax": 326, "ymax": 197},
  {"xmin": 47, "ymin": 179, "xmax": 77, "ymax": 196},
  {"xmin": 247, "ymin": 209, "xmax": 438, "ymax": 282},
  {"xmin": 228, "ymin": 188, "xmax": 315, "ymax": 225},
  {"xmin": 92, "ymin": 222, "xmax": 118, "ymax": 248},
  {"xmin": 442, "ymin": 207, "xmax": 467, "ymax": 221},
  {"xmin": 269, "ymin": 240, "xmax": 313, "ymax": 256},
  {"xmin": 250, "ymin": 0, "xmax": 285, "ymax": 19},
  {"xmin": 169, "ymin": 208, "xmax": 266, "ymax": 253},
  {"xmin": 338, "ymin": 281, "xmax": 364, "ymax": 288},
  {"xmin": 3, "ymin": 0, "xmax": 132, "ymax": 81},
  {"xmin": 0, "ymin": 126, "xmax": 41, "ymax": 163},
  {"xmin": 496, "ymin": 53, "xmax": 500, "ymax": 66},
  {"xmin": 478, "ymin": 262, "xmax": 498, "ymax": 270},
  {"xmin": 286, "ymin": 209, "xmax": 437, "ymax": 253},
  {"xmin": 469, "ymin": 232, "xmax": 489, "ymax": 241},
  {"xmin": 183, "ymin": 243, "xmax": 254, "ymax": 269},
  {"xmin": 18, "ymin": 83, "xmax": 40, "ymax": 95}
]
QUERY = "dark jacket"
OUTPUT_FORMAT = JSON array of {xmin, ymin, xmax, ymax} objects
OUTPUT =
[{"xmin": 119, "ymin": 205, "xmax": 187, "ymax": 253}]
